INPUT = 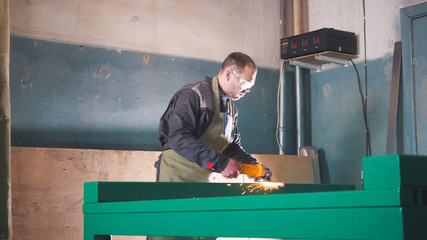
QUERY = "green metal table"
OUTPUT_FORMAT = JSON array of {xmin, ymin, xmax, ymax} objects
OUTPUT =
[{"xmin": 83, "ymin": 155, "xmax": 427, "ymax": 240}]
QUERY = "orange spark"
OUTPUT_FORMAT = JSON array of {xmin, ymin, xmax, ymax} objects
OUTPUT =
[{"xmin": 242, "ymin": 182, "xmax": 285, "ymax": 195}]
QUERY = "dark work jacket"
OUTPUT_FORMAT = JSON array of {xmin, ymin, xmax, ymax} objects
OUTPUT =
[{"xmin": 158, "ymin": 76, "xmax": 257, "ymax": 172}]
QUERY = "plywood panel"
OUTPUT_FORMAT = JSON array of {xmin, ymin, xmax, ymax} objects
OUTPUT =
[
  {"xmin": 11, "ymin": 147, "xmax": 160, "ymax": 240},
  {"xmin": 11, "ymin": 147, "xmax": 314, "ymax": 240}
]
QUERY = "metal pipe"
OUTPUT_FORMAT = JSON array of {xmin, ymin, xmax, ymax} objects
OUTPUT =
[
  {"xmin": 293, "ymin": 0, "xmax": 303, "ymax": 154},
  {"xmin": 293, "ymin": 0, "xmax": 302, "ymax": 35},
  {"xmin": 279, "ymin": 61, "xmax": 286, "ymax": 155},
  {"xmin": 296, "ymin": 65, "xmax": 304, "ymax": 152},
  {"xmin": 0, "ymin": 0, "xmax": 12, "ymax": 239},
  {"xmin": 278, "ymin": 0, "xmax": 286, "ymax": 155}
]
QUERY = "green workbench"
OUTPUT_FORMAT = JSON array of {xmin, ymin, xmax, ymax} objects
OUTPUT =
[{"xmin": 83, "ymin": 155, "xmax": 427, "ymax": 240}]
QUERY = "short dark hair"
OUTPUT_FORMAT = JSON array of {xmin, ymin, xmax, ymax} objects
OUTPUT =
[{"xmin": 221, "ymin": 52, "xmax": 256, "ymax": 71}]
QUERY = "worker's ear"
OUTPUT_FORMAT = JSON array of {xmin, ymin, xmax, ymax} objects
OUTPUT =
[{"xmin": 225, "ymin": 69, "xmax": 232, "ymax": 81}]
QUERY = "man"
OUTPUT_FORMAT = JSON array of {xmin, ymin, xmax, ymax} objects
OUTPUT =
[{"xmin": 156, "ymin": 52, "xmax": 264, "ymax": 182}]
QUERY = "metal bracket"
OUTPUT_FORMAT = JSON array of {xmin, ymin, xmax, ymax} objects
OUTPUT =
[
  {"xmin": 315, "ymin": 55, "xmax": 351, "ymax": 66},
  {"xmin": 289, "ymin": 60, "xmax": 321, "ymax": 72},
  {"xmin": 289, "ymin": 55, "xmax": 351, "ymax": 71}
]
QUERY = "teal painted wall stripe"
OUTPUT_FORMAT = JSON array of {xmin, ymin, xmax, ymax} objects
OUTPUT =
[{"xmin": 10, "ymin": 36, "xmax": 280, "ymax": 154}]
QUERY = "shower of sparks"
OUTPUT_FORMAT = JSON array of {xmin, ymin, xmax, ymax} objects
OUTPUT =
[{"xmin": 242, "ymin": 182, "xmax": 285, "ymax": 195}]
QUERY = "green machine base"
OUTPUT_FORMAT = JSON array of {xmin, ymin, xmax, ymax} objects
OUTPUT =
[{"xmin": 83, "ymin": 155, "xmax": 427, "ymax": 240}]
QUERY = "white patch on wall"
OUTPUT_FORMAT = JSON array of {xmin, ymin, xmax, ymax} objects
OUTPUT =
[
  {"xmin": 93, "ymin": 66, "xmax": 111, "ymax": 79},
  {"xmin": 322, "ymin": 84, "xmax": 331, "ymax": 97},
  {"xmin": 383, "ymin": 58, "xmax": 394, "ymax": 82},
  {"xmin": 10, "ymin": 0, "xmax": 281, "ymax": 69}
]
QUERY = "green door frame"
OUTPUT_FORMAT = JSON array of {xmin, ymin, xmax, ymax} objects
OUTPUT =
[{"xmin": 400, "ymin": 1, "xmax": 427, "ymax": 155}]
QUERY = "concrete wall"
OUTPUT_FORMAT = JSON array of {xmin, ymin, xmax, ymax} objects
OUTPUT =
[
  {"xmin": 9, "ymin": 0, "xmax": 427, "ymax": 238},
  {"xmin": 10, "ymin": 0, "xmax": 281, "ymax": 69},
  {"xmin": 9, "ymin": 0, "xmax": 284, "ymax": 153},
  {"xmin": 307, "ymin": 0, "xmax": 421, "ymax": 61},
  {"xmin": 8, "ymin": 1, "xmax": 287, "ymax": 238},
  {"xmin": 304, "ymin": 0, "xmax": 427, "ymax": 188},
  {"xmin": 10, "ymin": 0, "xmax": 427, "ymax": 221}
]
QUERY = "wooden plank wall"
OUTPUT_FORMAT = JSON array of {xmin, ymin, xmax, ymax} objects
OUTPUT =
[{"xmin": 11, "ymin": 147, "xmax": 314, "ymax": 240}]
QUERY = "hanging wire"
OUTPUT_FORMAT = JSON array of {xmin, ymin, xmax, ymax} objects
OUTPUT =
[
  {"xmin": 349, "ymin": 58, "xmax": 372, "ymax": 157},
  {"xmin": 362, "ymin": 0, "xmax": 371, "ymax": 156}
]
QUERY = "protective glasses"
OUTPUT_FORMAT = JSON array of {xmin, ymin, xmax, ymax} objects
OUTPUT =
[{"xmin": 232, "ymin": 70, "xmax": 255, "ymax": 89}]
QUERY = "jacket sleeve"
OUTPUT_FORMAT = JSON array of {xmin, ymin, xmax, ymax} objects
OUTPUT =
[
  {"xmin": 166, "ymin": 89, "xmax": 229, "ymax": 172},
  {"xmin": 221, "ymin": 103, "xmax": 258, "ymax": 164},
  {"xmin": 222, "ymin": 124, "xmax": 258, "ymax": 164}
]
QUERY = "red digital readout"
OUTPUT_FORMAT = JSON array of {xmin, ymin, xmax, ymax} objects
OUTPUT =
[
  {"xmin": 303, "ymin": 38, "xmax": 309, "ymax": 46},
  {"xmin": 292, "ymin": 41, "xmax": 298, "ymax": 49}
]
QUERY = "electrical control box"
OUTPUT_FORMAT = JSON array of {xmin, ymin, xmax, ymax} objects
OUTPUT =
[{"xmin": 280, "ymin": 28, "xmax": 357, "ymax": 60}]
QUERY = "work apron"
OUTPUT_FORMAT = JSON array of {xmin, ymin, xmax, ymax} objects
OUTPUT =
[
  {"xmin": 150, "ymin": 77, "xmax": 233, "ymax": 240},
  {"xmin": 159, "ymin": 76, "xmax": 233, "ymax": 182}
]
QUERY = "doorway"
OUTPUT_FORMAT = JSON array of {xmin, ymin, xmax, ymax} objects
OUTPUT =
[{"xmin": 400, "ymin": 1, "xmax": 427, "ymax": 155}]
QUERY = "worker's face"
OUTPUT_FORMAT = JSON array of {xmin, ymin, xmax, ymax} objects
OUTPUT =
[{"xmin": 226, "ymin": 66, "xmax": 257, "ymax": 100}]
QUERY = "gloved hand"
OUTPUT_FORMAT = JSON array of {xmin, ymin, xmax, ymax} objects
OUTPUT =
[{"xmin": 220, "ymin": 158, "xmax": 240, "ymax": 179}]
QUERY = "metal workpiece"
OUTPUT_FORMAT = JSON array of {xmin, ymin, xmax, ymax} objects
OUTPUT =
[
  {"xmin": 83, "ymin": 155, "xmax": 427, "ymax": 240},
  {"xmin": 83, "ymin": 181, "xmax": 354, "ymax": 203},
  {"xmin": 362, "ymin": 154, "xmax": 427, "ymax": 190}
]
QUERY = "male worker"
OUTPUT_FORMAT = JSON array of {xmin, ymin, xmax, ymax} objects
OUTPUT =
[{"xmin": 156, "ymin": 52, "xmax": 265, "ymax": 182}]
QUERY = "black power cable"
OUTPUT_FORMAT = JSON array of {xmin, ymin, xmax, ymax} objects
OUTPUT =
[
  {"xmin": 347, "ymin": 0, "xmax": 372, "ymax": 158},
  {"xmin": 362, "ymin": 0, "xmax": 372, "ymax": 156},
  {"xmin": 349, "ymin": 59, "xmax": 372, "ymax": 157}
]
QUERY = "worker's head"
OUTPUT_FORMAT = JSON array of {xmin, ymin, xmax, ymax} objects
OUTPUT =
[{"xmin": 218, "ymin": 52, "xmax": 257, "ymax": 100}]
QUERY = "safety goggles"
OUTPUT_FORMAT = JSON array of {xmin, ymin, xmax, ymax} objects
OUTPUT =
[{"xmin": 232, "ymin": 70, "xmax": 255, "ymax": 89}]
